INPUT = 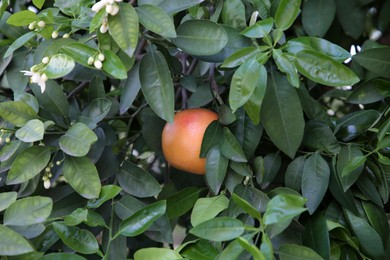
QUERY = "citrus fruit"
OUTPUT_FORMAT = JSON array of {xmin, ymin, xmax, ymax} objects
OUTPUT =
[{"xmin": 161, "ymin": 108, "xmax": 218, "ymax": 175}]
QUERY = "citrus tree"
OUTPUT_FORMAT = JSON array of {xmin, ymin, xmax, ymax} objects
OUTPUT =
[{"xmin": 1, "ymin": 0, "xmax": 390, "ymax": 259}]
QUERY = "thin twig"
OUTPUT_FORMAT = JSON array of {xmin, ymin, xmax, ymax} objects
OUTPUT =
[
  {"xmin": 67, "ymin": 81, "xmax": 88, "ymax": 100},
  {"xmin": 208, "ymin": 64, "xmax": 224, "ymax": 105}
]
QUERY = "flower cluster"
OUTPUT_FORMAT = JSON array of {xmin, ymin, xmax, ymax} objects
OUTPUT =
[
  {"xmin": 92, "ymin": 0, "xmax": 122, "ymax": 33},
  {"xmin": 20, "ymin": 57, "xmax": 51, "ymax": 93},
  {"xmin": 88, "ymin": 53, "xmax": 105, "ymax": 69}
]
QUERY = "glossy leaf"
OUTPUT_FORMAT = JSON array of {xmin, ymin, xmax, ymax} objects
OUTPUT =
[
  {"xmin": 136, "ymin": 5, "xmax": 176, "ymax": 38},
  {"xmin": 206, "ymin": 145, "xmax": 228, "ymax": 194},
  {"xmin": 244, "ymin": 66, "xmax": 267, "ymax": 125},
  {"xmin": 237, "ymin": 237, "xmax": 266, "ymax": 260},
  {"xmin": 200, "ymin": 121, "xmax": 223, "ymax": 157},
  {"xmin": 60, "ymin": 42, "xmax": 97, "ymax": 68},
  {"xmin": 353, "ymin": 47, "xmax": 390, "ymax": 78},
  {"xmin": 0, "ymin": 224, "xmax": 34, "ymax": 256},
  {"xmin": 139, "ymin": 51, "xmax": 174, "ymax": 123},
  {"xmin": 134, "ymin": 248, "xmax": 183, "ymax": 260},
  {"xmin": 261, "ymin": 71, "xmax": 304, "ymax": 158},
  {"xmin": 166, "ymin": 187, "xmax": 201, "ymax": 219},
  {"xmin": 190, "ymin": 217, "xmax": 244, "ymax": 241},
  {"xmin": 232, "ymin": 193, "xmax": 261, "ymax": 220},
  {"xmin": 59, "ymin": 122, "xmax": 98, "ymax": 157},
  {"xmin": 0, "ymin": 101, "xmax": 38, "ymax": 127},
  {"xmin": 302, "ymin": 213, "xmax": 330, "ymax": 259},
  {"xmin": 64, "ymin": 208, "xmax": 88, "ymax": 226},
  {"xmin": 6, "ymin": 145, "xmax": 51, "ymax": 185},
  {"xmin": 117, "ymin": 200, "xmax": 166, "ymax": 237},
  {"xmin": 118, "ymin": 160, "xmax": 161, "ymax": 198},
  {"xmin": 241, "ymin": 17, "xmax": 273, "ymax": 38},
  {"xmin": 4, "ymin": 196, "xmax": 52, "ymax": 226},
  {"xmin": 302, "ymin": 0, "xmax": 336, "ymax": 37},
  {"xmin": 180, "ymin": 239, "xmax": 218, "ymax": 260},
  {"xmin": 174, "ymin": 20, "xmax": 228, "ymax": 56},
  {"xmin": 216, "ymin": 233, "xmax": 255, "ymax": 260},
  {"xmin": 259, "ymin": 153, "xmax": 281, "ymax": 189},
  {"xmin": 337, "ymin": 146, "xmax": 365, "ymax": 191},
  {"xmin": 87, "ymin": 185, "xmax": 122, "ymax": 208},
  {"xmin": 302, "ymin": 120, "xmax": 340, "ymax": 154},
  {"xmin": 62, "ymin": 156, "xmax": 101, "ymax": 199},
  {"xmin": 108, "ymin": 3, "xmax": 139, "ymax": 57},
  {"xmin": 191, "ymin": 195, "xmax": 229, "ymax": 226},
  {"xmin": 302, "ymin": 152, "xmax": 330, "ymax": 214},
  {"xmin": 294, "ymin": 50, "xmax": 359, "ymax": 87},
  {"xmin": 263, "ymin": 194, "xmax": 307, "ymax": 226},
  {"xmin": 273, "ymin": 49, "xmax": 299, "ymax": 88},
  {"xmin": 220, "ymin": 127, "xmax": 247, "ymax": 162},
  {"xmin": 286, "ymin": 37, "xmax": 350, "ymax": 62},
  {"xmin": 102, "ymin": 49, "xmax": 127, "ymax": 79},
  {"xmin": 53, "ymin": 222, "xmax": 99, "ymax": 254},
  {"xmin": 279, "ymin": 244, "xmax": 323, "ymax": 260},
  {"xmin": 347, "ymin": 79, "xmax": 390, "ymax": 104},
  {"xmin": 275, "ymin": 0, "xmax": 302, "ymax": 31},
  {"xmin": 44, "ymin": 54, "xmax": 75, "ymax": 79},
  {"xmin": 15, "ymin": 119, "xmax": 44, "ymax": 142},
  {"xmin": 285, "ymin": 156, "xmax": 306, "ymax": 192},
  {"xmin": 221, "ymin": 46, "xmax": 260, "ymax": 68}
]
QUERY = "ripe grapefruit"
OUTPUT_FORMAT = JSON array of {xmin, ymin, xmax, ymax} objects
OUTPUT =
[{"xmin": 161, "ymin": 108, "xmax": 218, "ymax": 175}]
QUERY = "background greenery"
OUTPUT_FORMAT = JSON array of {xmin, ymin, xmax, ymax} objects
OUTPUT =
[{"xmin": 0, "ymin": 0, "xmax": 390, "ymax": 259}]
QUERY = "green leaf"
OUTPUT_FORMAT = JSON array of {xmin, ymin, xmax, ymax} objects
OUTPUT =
[
  {"xmin": 244, "ymin": 66, "xmax": 267, "ymax": 124},
  {"xmin": 221, "ymin": 0, "xmax": 246, "ymax": 29},
  {"xmin": 347, "ymin": 79, "xmax": 390, "ymax": 104},
  {"xmin": 241, "ymin": 17, "xmax": 273, "ymax": 38},
  {"xmin": 294, "ymin": 50, "xmax": 359, "ymax": 87},
  {"xmin": 191, "ymin": 195, "xmax": 229, "ymax": 226},
  {"xmin": 232, "ymin": 193, "xmax": 261, "ymax": 220},
  {"xmin": 200, "ymin": 121, "xmax": 223, "ymax": 157},
  {"xmin": 83, "ymin": 98, "xmax": 112, "ymax": 124},
  {"xmin": 139, "ymin": 51, "xmax": 174, "ymax": 123},
  {"xmin": 136, "ymin": 5, "xmax": 176, "ymax": 38},
  {"xmin": 166, "ymin": 187, "xmax": 201, "ymax": 219},
  {"xmin": 0, "ymin": 192, "xmax": 17, "ymax": 212},
  {"xmin": 53, "ymin": 222, "xmax": 99, "ymax": 254},
  {"xmin": 117, "ymin": 200, "xmax": 166, "ymax": 237},
  {"xmin": 273, "ymin": 49, "xmax": 299, "ymax": 88},
  {"xmin": 0, "ymin": 224, "xmax": 34, "ymax": 256},
  {"xmin": 275, "ymin": 0, "xmax": 302, "ymax": 31},
  {"xmin": 344, "ymin": 209, "xmax": 384, "ymax": 258},
  {"xmin": 285, "ymin": 156, "xmax": 306, "ymax": 192},
  {"xmin": 108, "ymin": 3, "xmax": 139, "ymax": 57},
  {"xmin": 335, "ymin": 0, "xmax": 365, "ymax": 39},
  {"xmin": 87, "ymin": 185, "xmax": 122, "ymax": 208},
  {"xmin": 180, "ymin": 239, "xmax": 218, "ymax": 260},
  {"xmin": 221, "ymin": 46, "xmax": 260, "ymax": 68},
  {"xmin": 229, "ymin": 58, "xmax": 262, "ymax": 112},
  {"xmin": 44, "ymin": 54, "xmax": 75, "ymax": 79},
  {"xmin": 302, "ymin": 120, "xmax": 341, "ymax": 154},
  {"xmin": 62, "ymin": 156, "xmax": 101, "ymax": 199},
  {"xmin": 59, "ymin": 122, "xmax": 98, "ymax": 157},
  {"xmin": 237, "ymin": 237, "xmax": 266, "ymax": 260},
  {"xmin": 4, "ymin": 196, "xmax": 52, "ymax": 226},
  {"xmin": 362, "ymin": 201, "xmax": 389, "ymax": 244},
  {"xmin": 6, "ymin": 146, "xmax": 51, "ymax": 185},
  {"xmin": 4, "ymin": 31, "xmax": 36, "ymax": 58},
  {"xmin": 174, "ymin": 20, "xmax": 228, "ymax": 56},
  {"xmin": 302, "ymin": 0, "xmax": 336, "ymax": 37},
  {"xmin": 220, "ymin": 127, "xmax": 247, "ymax": 162},
  {"xmin": 60, "ymin": 42, "xmax": 97, "ymax": 68},
  {"xmin": 338, "ymin": 146, "xmax": 365, "ymax": 191},
  {"xmin": 32, "ymin": 0, "xmax": 45, "ymax": 9},
  {"xmin": 206, "ymin": 145, "xmax": 229, "ymax": 194},
  {"xmin": 6, "ymin": 10, "xmax": 38, "ymax": 26},
  {"xmin": 258, "ymin": 153, "xmax": 281, "ymax": 189},
  {"xmin": 353, "ymin": 47, "xmax": 390, "ymax": 78},
  {"xmin": 120, "ymin": 62, "xmax": 141, "ymax": 114},
  {"xmin": 279, "ymin": 244, "xmax": 323, "ymax": 260},
  {"xmin": 118, "ymin": 160, "xmax": 162, "ymax": 198},
  {"xmin": 64, "ymin": 208, "xmax": 88, "ymax": 226},
  {"xmin": 263, "ymin": 194, "xmax": 307, "ymax": 226},
  {"xmin": 157, "ymin": 0, "xmax": 204, "ymax": 14},
  {"xmin": 15, "ymin": 119, "xmax": 44, "ymax": 142},
  {"xmin": 102, "ymin": 49, "xmax": 127, "ymax": 79},
  {"xmin": 190, "ymin": 217, "xmax": 244, "ymax": 242},
  {"xmin": 302, "ymin": 152, "xmax": 330, "ymax": 214},
  {"xmin": 41, "ymin": 253, "xmax": 86, "ymax": 260},
  {"xmin": 260, "ymin": 71, "xmax": 304, "ymax": 158},
  {"xmin": 302, "ymin": 213, "xmax": 330, "ymax": 259},
  {"xmin": 134, "ymin": 248, "xmax": 183, "ymax": 260},
  {"xmin": 217, "ymin": 233, "xmax": 256, "ymax": 260},
  {"xmin": 0, "ymin": 101, "xmax": 38, "ymax": 127},
  {"xmin": 286, "ymin": 37, "xmax": 350, "ymax": 62}
]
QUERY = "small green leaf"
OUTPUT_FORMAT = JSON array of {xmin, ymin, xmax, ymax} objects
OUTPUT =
[
  {"xmin": 220, "ymin": 127, "xmax": 247, "ymax": 162},
  {"xmin": 117, "ymin": 200, "xmax": 166, "ymax": 237},
  {"xmin": 200, "ymin": 121, "xmax": 223, "ymax": 157},
  {"xmin": 166, "ymin": 187, "xmax": 201, "ymax": 219},
  {"xmin": 232, "ymin": 193, "xmax": 261, "ymax": 220},
  {"xmin": 15, "ymin": 119, "xmax": 44, "ymax": 142},
  {"xmin": 237, "ymin": 237, "xmax": 266, "ymax": 260},
  {"xmin": 190, "ymin": 217, "xmax": 244, "ymax": 241},
  {"xmin": 0, "ymin": 224, "xmax": 34, "ymax": 256},
  {"xmin": 64, "ymin": 209, "xmax": 88, "ymax": 226},
  {"xmin": 221, "ymin": 46, "xmax": 260, "ymax": 68},
  {"xmin": 191, "ymin": 195, "xmax": 229, "ymax": 227},
  {"xmin": 6, "ymin": 146, "xmax": 51, "ymax": 185},
  {"xmin": 263, "ymin": 194, "xmax": 307, "ymax": 226},
  {"xmin": 241, "ymin": 17, "xmax": 273, "ymax": 38},
  {"xmin": 102, "ymin": 49, "xmax": 127, "ymax": 79},
  {"xmin": 60, "ymin": 42, "xmax": 97, "ymax": 68},
  {"xmin": 32, "ymin": 0, "xmax": 45, "ymax": 9},
  {"xmin": 4, "ymin": 196, "xmax": 52, "ymax": 226},
  {"xmin": 59, "ymin": 122, "xmax": 98, "ymax": 157},
  {"xmin": 6, "ymin": 10, "xmax": 38, "ymax": 26},
  {"xmin": 275, "ymin": 0, "xmax": 302, "ymax": 31},
  {"xmin": 87, "ymin": 185, "xmax": 122, "ymax": 208},
  {"xmin": 139, "ymin": 51, "xmax": 174, "ymax": 123},
  {"xmin": 44, "ymin": 54, "xmax": 75, "ymax": 79},
  {"xmin": 62, "ymin": 156, "xmax": 101, "ymax": 199},
  {"xmin": 279, "ymin": 244, "xmax": 323, "ymax": 260},
  {"xmin": 134, "ymin": 248, "xmax": 183, "ymax": 260},
  {"xmin": 4, "ymin": 31, "xmax": 36, "ymax": 58},
  {"xmin": 0, "ymin": 101, "xmax": 38, "ymax": 127},
  {"xmin": 294, "ymin": 50, "xmax": 359, "ymax": 87},
  {"xmin": 53, "ymin": 222, "xmax": 99, "ymax": 254},
  {"xmin": 206, "ymin": 145, "xmax": 229, "ymax": 194},
  {"xmin": 229, "ymin": 58, "xmax": 262, "ymax": 112},
  {"xmin": 0, "ymin": 192, "xmax": 17, "ymax": 212},
  {"xmin": 285, "ymin": 156, "xmax": 306, "ymax": 192},
  {"xmin": 108, "ymin": 3, "xmax": 139, "ymax": 57},
  {"xmin": 273, "ymin": 49, "xmax": 299, "ymax": 88},
  {"xmin": 136, "ymin": 5, "xmax": 176, "ymax": 38},
  {"xmin": 244, "ymin": 66, "xmax": 267, "ymax": 125},
  {"xmin": 174, "ymin": 20, "xmax": 228, "ymax": 56}
]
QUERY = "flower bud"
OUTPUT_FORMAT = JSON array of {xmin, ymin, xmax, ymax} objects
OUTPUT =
[
  {"xmin": 51, "ymin": 31, "xmax": 59, "ymax": 39},
  {"xmin": 37, "ymin": 21, "xmax": 46, "ymax": 28},
  {"xmin": 110, "ymin": 4, "xmax": 119, "ymax": 15},
  {"xmin": 5, "ymin": 137, "xmax": 11, "ymax": 143},
  {"xmin": 42, "ymin": 57, "xmax": 50, "ymax": 64},
  {"xmin": 100, "ymin": 24, "xmax": 108, "ymax": 34},
  {"xmin": 106, "ymin": 4, "xmax": 114, "ymax": 14},
  {"xmin": 28, "ymin": 22, "xmax": 36, "ymax": 30},
  {"xmin": 44, "ymin": 179, "xmax": 51, "ymax": 189},
  {"xmin": 41, "ymin": 73, "xmax": 48, "ymax": 82},
  {"xmin": 98, "ymin": 53, "xmax": 105, "ymax": 61},
  {"xmin": 63, "ymin": 33, "xmax": 70, "ymax": 38},
  {"xmin": 87, "ymin": 56, "xmax": 95, "ymax": 65},
  {"xmin": 94, "ymin": 59, "xmax": 103, "ymax": 69}
]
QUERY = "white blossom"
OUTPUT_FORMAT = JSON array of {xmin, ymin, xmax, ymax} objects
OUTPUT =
[{"xmin": 21, "ymin": 70, "xmax": 48, "ymax": 93}]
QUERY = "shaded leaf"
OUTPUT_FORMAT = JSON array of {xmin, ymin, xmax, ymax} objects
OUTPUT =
[
  {"xmin": 302, "ymin": 213, "xmax": 330, "ymax": 259},
  {"xmin": 302, "ymin": 0, "xmax": 336, "ymax": 37},
  {"xmin": 353, "ymin": 47, "xmax": 390, "ymax": 78},
  {"xmin": 279, "ymin": 244, "xmax": 323, "ymax": 260},
  {"xmin": 87, "ymin": 185, "xmax": 122, "ymax": 208},
  {"xmin": 190, "ymin": 217, "xmax": 244, "ymax": 242},
  {"xmin": 275, "ymin": 0, "xmax": 302, "ymax": 31},
  {"xmin": 220, "ymin": 127, "xmax": 247, "ymax": 162},
  {"xmin": 166, "ymin": 187, "xmax": 201, "ymax": 219},
  {"xmin": 206, "ymin": 145, "xmax": 229, "ymax": 194},
  {"xmin": 0, "ymin": 192, "xmax": 17, "ymax": 212}
]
